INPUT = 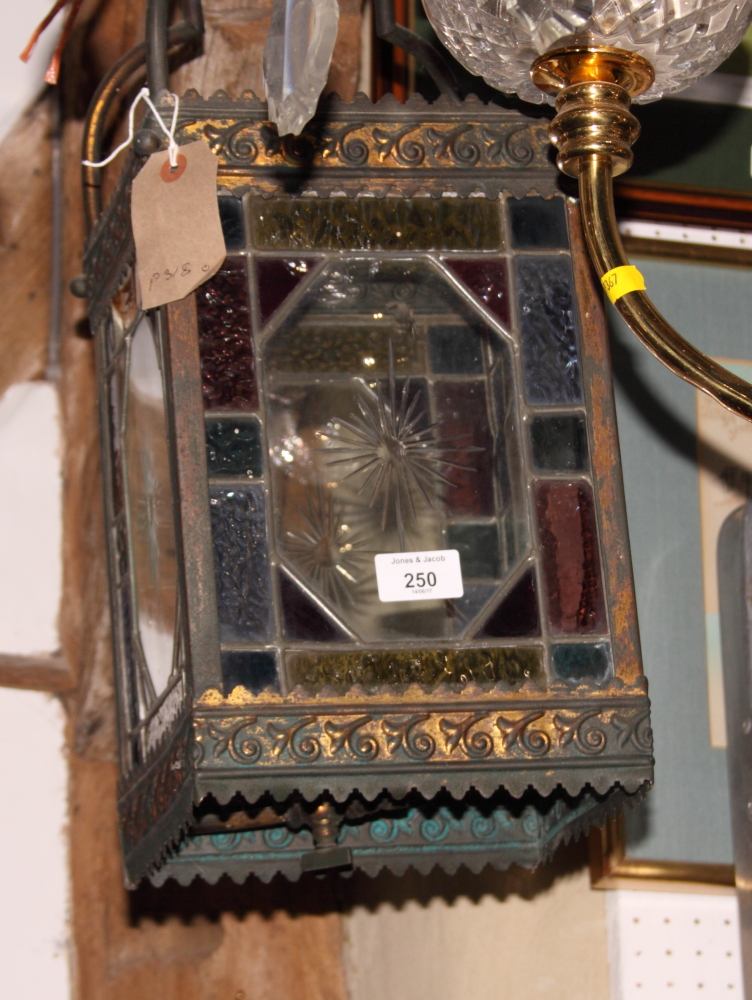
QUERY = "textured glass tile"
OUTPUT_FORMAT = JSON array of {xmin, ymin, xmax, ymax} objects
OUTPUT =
[
  {"xmin": 209, "ymin": 485, "xmax": 273, "ymax": 642},
  {"xmin": 218, "ymin": 196, "xmax": 245, "ymax": 251},
  {"xmin": 287, "ymin": 646, "xmax": 542, "ymax": 692},
  {"xmin": 530, "ymin": 415, "xmax": 589, "ymax": 472},
  {"xmin": 125, "ymin": 316, "xmax": 178, "ymax": 700},
  {"xmin": 251, "ymin": 197, "xmax": 501, "ymax": 251},
  {"xmin": 221, "ymin": 649, "xmax": 278, "ymax": 695},
  {"xmin": 280, "ymin": 572, "xmax": 347, "ymax": 642},
  {"xmin": 266, "ymin": 323, "xmax": 423, "ymax": 375},
  {"xmin": 535, "ymin": 481, "xmax": 606, "ymax": 635},
  {"xmin": 447, "ymin": 523, "xmax": 500, "ymax": 579},
  {"xmin": 552, "ymin": 643, "xmax": 612, "ymax": 685},
  {"xmin": 206, "ymin": 416, "xmax": 263, "ymax": 479},
  {"xmin": 428, "ymin": 324, "xmax": 484, "ymax": 374},
  {"xmin": 256, "ymin": 257, "xmax": 315, "ymax": 326},
  {"xmin": 508, "ymin": 196, "xmax": 569, "ymax": 249},
  {"xmin": 475, "ymin": 567, "xmax": 540, "ymax": 638},
  {"xmin": 435, "ymin": 381, "xmax": 494, "ymax": 516},
  {"xmin": 515, "ymin": 256, "xmax": 582, "ymax": 406},
  {"xmin": 196, "ymin": 259, "xmax": 257, "ymax": 410},
  {"xmin": 445, "ymin": 259, "xmax": 510, "ymax": 326}
]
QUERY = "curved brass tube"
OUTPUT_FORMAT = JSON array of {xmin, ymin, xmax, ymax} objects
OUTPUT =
[
  {"xmin": 579, "ymin": 157, "xmax": 752, "ymax": 422},
  {"xmin": 533, "ymin": 45, "xmax": 752, "ymax": 423}
]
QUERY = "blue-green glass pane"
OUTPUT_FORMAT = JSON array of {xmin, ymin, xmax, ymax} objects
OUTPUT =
[
  {"xmin": 552, "ymin": 643, "xmax": 612, "ymax": 684},
  {"xmin": 209, "ymin": 485, "xmax": 272, "ymax": 642},
  {"xmin": 221, "ymin": 650, "xmax": 278, "ymax": 695},
  {"xmin": 206, "ymin": 416, "xmax": 263, "ymax": 478},
  {"xmin": 218, "ymin": 196, "xmax": 245, "ymax": 250},
  {"xmin": 447, "ymin": 523, "xmax": 500, "ymax": 579},
  {"xmin": 509, "ymin": 196, "xmax": 568, "ymax": 249},
  {"xmin": 428, "ymin": 324, "xmax": 484, "ymax": 374},
  {"xmin": 530, "ymin": 415, "xmax": 589, "ymax": 472}
]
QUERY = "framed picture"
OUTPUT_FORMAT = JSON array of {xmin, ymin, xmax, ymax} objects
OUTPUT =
[{"xmin": 588, "ymin": 238, "xmax": 752, "ymax": 893}]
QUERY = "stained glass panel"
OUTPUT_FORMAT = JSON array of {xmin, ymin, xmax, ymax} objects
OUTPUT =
[
  {"xmin": 530, "ymin": 414, "xmax": 589, "ymax": 472},
  {"xmin": 552, "ymin": 642, "xmax": 612, "ymax": 684},
  {"xmin": 508, "ymin": 196, "xmax": 569, "ymax": 249},
  {"xmin": 445, "ymin": 259, "xmax": 510, "ymax": 327},
  {"xmin": 515, "ymin": 256, "xmax": 582, "ymax": 406},
  {"xmin": 221, "ymin": 649, "xmax": 278, "ymax": 695},
  {"xmin": 256, "ymin": 257, "xmax": 315, "ymax": 325},
  {"xmin": 535, "ymin": 481, "xmax": 606, "ymax": 636},
  {"xmin": 196, "ymin": 259, "xmax": 257, "ymax": 410},
  {"xmin": 250, "ymin": 197, "xmax": 502, "ymax": 251},
  {"xmin": 124, "ymin": 316, "xmax": 178, "ymax": 701},
  {"xmin": 206, "ymin": 416, "xmax": 263, "ymax": 479},
  {"xmin": 218, "ymin": 196, "xmax": 245, "ymax": 250}
]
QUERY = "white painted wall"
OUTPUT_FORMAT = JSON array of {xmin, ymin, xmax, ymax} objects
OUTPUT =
[{"xmin": 0, "ymin": 5, "xmax": 63, "ymax": 144}]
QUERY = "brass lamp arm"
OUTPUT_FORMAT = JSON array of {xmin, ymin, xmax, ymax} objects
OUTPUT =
[
  {"xmin": 532, "ymin": 45, "xmax": 752, "ymax": 424},
  {"xmin": 579, "ymin": 155, "xmax": 752, "ymax": 422}
]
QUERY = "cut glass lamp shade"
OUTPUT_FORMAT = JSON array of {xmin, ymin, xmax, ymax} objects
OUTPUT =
[
  {"xmin": 263, "ymin": 0, "xmax": 340, "ymax": 135},
  {"xmin": 422, "ymin": 0, "xmax": 752, "ymax": 103}
]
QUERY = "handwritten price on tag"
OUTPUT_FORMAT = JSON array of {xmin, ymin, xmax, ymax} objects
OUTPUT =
[{"xmin": 149, "ymin": 262, "xmax": 212, "ymax": 291}]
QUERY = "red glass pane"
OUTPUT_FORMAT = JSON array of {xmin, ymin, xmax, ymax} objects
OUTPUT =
[
  {"xmin": 280, "ymin": 572, "xmax": 347, "ymax": 642},
  {"xmin": 445, "ymin": 259, "xmax": 510, "ymax": 327},
  {"xmin": 256, "ymin": 258, "xmax": 316, "ymax": 326},
  {"xmin": 475, "ymin": 567, "xmax": 540, "ymax": 638},
  {"xmin": 535, "ymin": 481, "xmax": 605, "ymax": 635},
  {"xmin": 435, "ymin": 381, "xmax": 494, "ymax": 516},
  {"xmin": 196, "ymin": 259, "xmax": 257, "ymax": 410}
]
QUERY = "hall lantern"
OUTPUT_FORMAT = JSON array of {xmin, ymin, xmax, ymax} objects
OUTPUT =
[{"xmin": 78, "ymin": 0, "xmax": 662, "ymax": 887}]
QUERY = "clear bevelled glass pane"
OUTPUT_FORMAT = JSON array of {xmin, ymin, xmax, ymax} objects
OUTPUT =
[
  {"xmin": 196, "ymin": 259, "xmax": 257, "ymax": 410},
  {"xmin": 287, "ymin": 646, "xmax": 542, "ymax": 692},
  {"xmin": 263, "ymin": 258, "xmax": 527, "ymax": 648},
  {"xmin": 530, "ymin": 414, "xmax": 589, "ymax": 472},
  {"xmin": 125, "ymin": 316, "xmax": 178, "ymax": 699},
  {"xmin": 535, "ymin": 481, "xmax": 606, "ymax": 636},
  {"xmin": 423, "ymin": 0, "xmax": 752, "ymax": 105},
  {"xmin": 552, "ymin": 642, "xmax": 613, "ymax": 684},
  {"xmin": 508, "ymin": 197, "xmax": 568, "ymax": 250},
  {"xmin": 429, "ymin": 324, "xmax": 484, "ymax": 374},
  {"xmin": 205, "ymin": 416, "xmax": 263, "ymax": 479},
  {"xmin": 209, "ymin": 485, "xmax": 273, "ymax": 642},
  {"xmin": 515, "ymin": 256, "xmax": 582, "ymax": 406},
  {"xmin": 250, "ymin": 197, "xmax": 502, "ymax": 251},
  {"xmin": 447, "ymin": 522, "xmax": 500, "ymax": 579}
]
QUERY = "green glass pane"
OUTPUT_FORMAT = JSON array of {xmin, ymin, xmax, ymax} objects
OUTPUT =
[
  {"xmin": 251, "ymin": 197, "xmax": 501, "ymax": 251},
  {"xmin": 125, "ymin": 316, "xmax": 178, "ymax": 702},
  {"xmin": 206, "ymin": 416, "xmax": 263, "ymax": 478},
  {"xmin": 266, "ymin": 324, "xmax": 423, "ymax": 375},
  {"xmin": 448, "ymin": 523, "xmax": 501, "ymax": 579},
  {"xmin": 287, "ymin": 646, "xmax": 542, "ymax": 692}
]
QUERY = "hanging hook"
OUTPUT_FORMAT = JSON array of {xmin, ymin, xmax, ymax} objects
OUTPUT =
[{"xmin": 373, "ymin": 0, "xmax": 461, "ymax": 103}]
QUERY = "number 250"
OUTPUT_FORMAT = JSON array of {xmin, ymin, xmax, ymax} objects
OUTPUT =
[{"xmin": 405, "ymin": 572, "xmax": 436, "ymax": 588}]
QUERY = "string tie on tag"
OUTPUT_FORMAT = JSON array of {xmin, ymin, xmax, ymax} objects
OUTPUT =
[{"xmin": 83, "ymin": 87, "xmax": 181, "ymax": 169}]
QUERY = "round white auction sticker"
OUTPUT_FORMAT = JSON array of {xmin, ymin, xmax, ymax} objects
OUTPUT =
[{"xmin": 374, "ymin": 549, "xmax": 464, "ymax": 602}]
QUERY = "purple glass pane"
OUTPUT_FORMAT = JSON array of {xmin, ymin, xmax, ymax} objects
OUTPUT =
[
  {"xmin": 435, "ymin": 381, "xmax": 494, "ymax": 516},
  {"xmin": 535, "ymin": 481, "xmax": 606, "ymax": 635},
  {"xmin": 475, "ymin": 567, "xmax": 540, "ymax": 638},
  {"xmin": 445, "ymin": 259, "xmax": 510, "ymax": 326},
  {"xmin": 196, "ymin": 259, "xmax": 257, "ymax": 410},
  {"xmin": 256, "ymin": 258, "xmax": 316, "ymax": 326},
  {"xmin": 280, "ymin": 572, "xmax": 347, "ymax": 642}
]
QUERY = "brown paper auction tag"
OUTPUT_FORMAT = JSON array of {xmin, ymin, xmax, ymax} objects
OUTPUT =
[{"xmin": 131, "ymin": 140, "xmax": 225, "ymax": 310}]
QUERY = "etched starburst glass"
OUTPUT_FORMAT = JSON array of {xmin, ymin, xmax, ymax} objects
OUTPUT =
[
  {"xmin": 263, "ymin": 0, "xmax": 340, "ymax": 136},
  {"xmin": 422, "ymin": 0, "xmax": 752, "ymax": 103},
  {"xmin": 264, "ymin": 256, "xmax": 528, "ymax": 642}
]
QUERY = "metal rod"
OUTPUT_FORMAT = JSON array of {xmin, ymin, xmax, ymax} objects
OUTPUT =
[
  {"xmin": 82, "ymin": 0, "xmax": 204, "ymax": 232},
  {"xmin": 47, "ymin": 84, "xmax": 63, "ymax": 382},
  {"xmin": 579, "ymin": 154, "xmax": 752, "ymax": 422},
  {"xmin": 373, "ymin": 0, "xmax": 461, "ymax": 103}
]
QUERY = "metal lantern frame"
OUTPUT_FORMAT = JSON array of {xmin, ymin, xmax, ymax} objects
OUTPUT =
[{"xmin": 83, "ymin": 86, "xmax": 653, "ymax": 887}]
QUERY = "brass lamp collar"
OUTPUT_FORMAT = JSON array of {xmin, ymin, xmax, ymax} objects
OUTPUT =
[{"xmin": 532, "ymin": 45, "xmax": 752, "ymax": 424}]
